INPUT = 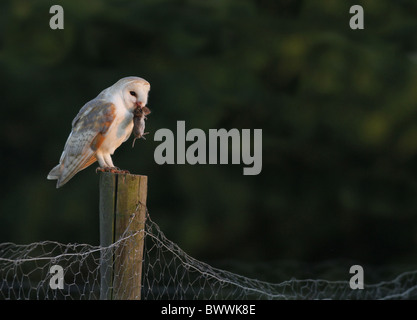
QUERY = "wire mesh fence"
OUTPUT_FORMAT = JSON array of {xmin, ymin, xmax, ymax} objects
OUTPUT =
[{"xmin": 1, "ymin": 210, "xmax": 417, "ymax": 300}]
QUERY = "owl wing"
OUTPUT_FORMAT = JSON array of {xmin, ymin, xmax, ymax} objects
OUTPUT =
[{"xmin": 51, "ymin": 99, "xmax": 116, "ymax": 188}]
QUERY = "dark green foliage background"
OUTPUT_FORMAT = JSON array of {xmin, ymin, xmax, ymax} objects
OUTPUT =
[{"xmin": 1, "ymin": 0, "xmax": 417, "ymax": 280}]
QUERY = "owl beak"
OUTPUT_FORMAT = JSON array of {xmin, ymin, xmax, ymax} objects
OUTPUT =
[{"xmin": 136, "ymin": 101, "xmax": 144, "ymax": 109}]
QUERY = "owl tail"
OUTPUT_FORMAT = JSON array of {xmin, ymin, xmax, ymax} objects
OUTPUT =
[
  {"xmin": 47, "ymin": 164, "xmax": 62, "ymax": 181},
  {"xmin": 47, "ymin": 155, "xmax": 97, "ymax": 188}
]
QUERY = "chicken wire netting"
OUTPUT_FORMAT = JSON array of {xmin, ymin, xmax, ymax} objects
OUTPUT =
[{"xmin": 1, "ymin": 210, "xmax": 417, "ymax": 300}]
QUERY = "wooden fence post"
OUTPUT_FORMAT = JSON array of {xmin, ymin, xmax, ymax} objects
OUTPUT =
[{"xmin": 99, "ymin": 172, "xmax": 147, "ymax": 300}]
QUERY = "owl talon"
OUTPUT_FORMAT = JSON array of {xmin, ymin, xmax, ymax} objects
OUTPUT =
[
  {"xmin": 96, "ymin": 167, "xmax": 107, "ymax": 173},
  {"xmin": 111, "ymin": 168, "xmax": 130, "ymax": 174},
  {"xmin": 96, "ymin": 167, "xmax": 126, "ymax": 174},
  {"xmin": 97, "ymin": 167, "xmax": 130, "ymax": 174}
]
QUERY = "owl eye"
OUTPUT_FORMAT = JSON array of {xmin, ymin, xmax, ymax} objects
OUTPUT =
[{"xmin": 130, "ymin": 91, "xmax": 136, "ymax": 97}]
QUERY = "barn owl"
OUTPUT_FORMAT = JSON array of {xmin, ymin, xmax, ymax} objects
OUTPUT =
[{"xmin": 47, "ymin": 76, "xmax": 151, "ymax": 188}]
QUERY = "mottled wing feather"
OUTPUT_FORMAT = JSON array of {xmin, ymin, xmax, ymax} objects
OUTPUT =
[
  {"xmin": 80, "ymin": 155, "xmax": 98, "ymax": 170},
  {"xmin": 56, "ymin": 100, "xmax": 116, "ymax": 188}
]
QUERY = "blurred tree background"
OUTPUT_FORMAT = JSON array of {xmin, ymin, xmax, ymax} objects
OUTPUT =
[{"xmin": 1, "ymin": 0, "xmax": 417, "ymax": 281}]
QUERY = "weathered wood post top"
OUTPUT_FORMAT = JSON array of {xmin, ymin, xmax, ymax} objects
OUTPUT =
[{"xmin": 98, "ymin": 172, "xmax": 148, "ymax": 300}]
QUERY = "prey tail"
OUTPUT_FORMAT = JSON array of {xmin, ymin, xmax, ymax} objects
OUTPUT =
[{"xmin": 132, "ymin": 132, "xmax": 149, "ymax": 148}]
